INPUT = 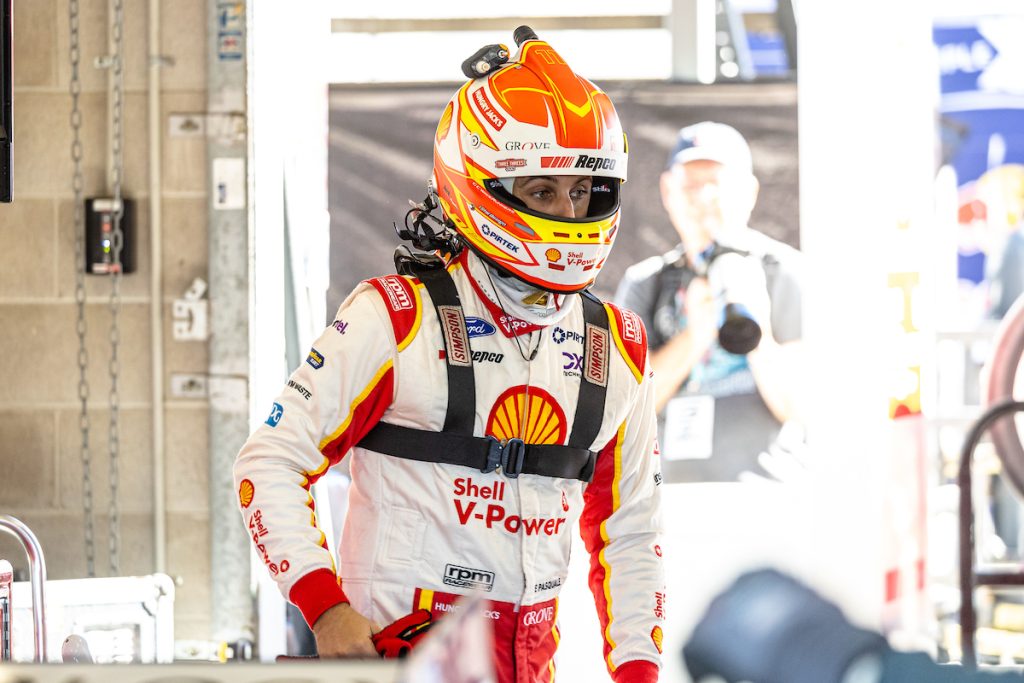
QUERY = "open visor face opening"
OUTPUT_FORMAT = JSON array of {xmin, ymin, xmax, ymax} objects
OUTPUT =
[{"xmin": 484, "ymin": 176, "xmax": 620, "ymax": 224}]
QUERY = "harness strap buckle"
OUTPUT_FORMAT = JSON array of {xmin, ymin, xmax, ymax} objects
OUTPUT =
[
  {"xmin": 502, "ymin": 438, "xmax": 526, "ymax": 479},
  {"xmin": 482, "ymin": 436, "xmax": 527, "ymax": 478}
]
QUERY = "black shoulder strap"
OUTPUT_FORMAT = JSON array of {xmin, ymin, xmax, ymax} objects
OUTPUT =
[
  {"xmin": 568, "ymin": 291, "xmax": 610, "ymax": 455},
  {"xmin": 416, "ymin": 266, "xmax": 475, "ymax": 435}
]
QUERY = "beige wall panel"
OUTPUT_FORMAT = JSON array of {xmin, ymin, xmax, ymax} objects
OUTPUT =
[
  {"xmin": 163, "ymin": 308, "xmax": 209, "ymax": 381},
  {"xmin": 55, "ymin": 0, "xmax": 110, "ymax": 94},
  {"xmin": 162, "ymin": 91, "xmax": 208, "ymax": 194},
  {"xmin": 166, "ymin": 511, "xmax": 211, "ymax": 635},
  {"xmin": 0, "ymin": 410, "xmax": 58, "ymax": 508},
  {"xmin": 0, "ymin": 199, "xmax": 58, "ymax": 297},
  {"xmin": 14, "ymin": 0, "xmax": 57, "ymax": 88},
  {"xmin": 120, "ymin": 92, "xmax": 150, "ymax": 198},
  {"xmin": 0, "ymin": 510, "xmax": 151, "ymax": 579},
  {"xmin": 17, "ymin": 92, "xmax": 107, "ymax": 199},
  {"xmin": 121, "ymin": 0, "xmax": 149, "ymax": 93},
  {"xmin": 0, "ymin": 512, "xmax": 88, "ymax": 578},
  {"xmin": 55, "ymin": 406, "xmax": 154, "ymax": 514},
  {"xmin": 56, "ymin": 197, "xmax": 152, "ymax": 300},
  {"xmin": 88, "ymin": 511, "xmax": 157, "ymax": 577},
  {"xmin": 164, "ymin": 406, "xmax": 209, "ymax": 513},
  {"xmin": 162, "ymin": 0, "xmax": 207, "ymax": 91},
  {"xmin": 162, "ymin": 197, "xmax": 209, "ymax": 296},
  {"xmin": 0, "ymin": 303, "xmax": 150, "ymax": 404}
]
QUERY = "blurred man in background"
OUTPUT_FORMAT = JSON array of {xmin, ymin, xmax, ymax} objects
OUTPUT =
[{"xmin": 616, "ymin": 121, "xmax": 805, "ymax": 483}]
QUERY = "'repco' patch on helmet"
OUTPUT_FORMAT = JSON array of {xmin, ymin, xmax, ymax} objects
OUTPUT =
[{"xmin": 431, "ymin": 28, "xmax": 629, "ymax": 294}]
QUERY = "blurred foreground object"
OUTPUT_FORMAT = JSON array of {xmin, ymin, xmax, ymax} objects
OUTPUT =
[{"xmin": 684, "ymin": 568, "xmax": 1024, "ymax": 682}]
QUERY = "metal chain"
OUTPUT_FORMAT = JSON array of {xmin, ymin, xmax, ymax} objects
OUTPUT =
[
  {"xmin": 69, "ymin": 0, "xmax": 95, "ymax": 580},
  {"xmin": 107, "ymin": 0, "xmax": 126, "ymax": 577}
]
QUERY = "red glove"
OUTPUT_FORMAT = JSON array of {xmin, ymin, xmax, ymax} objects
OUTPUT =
[{"xmin": 371, "ymin": 609, "xmax": 434, "ymax": 658}]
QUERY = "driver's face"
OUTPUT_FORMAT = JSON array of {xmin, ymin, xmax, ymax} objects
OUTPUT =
[{"xmin": 512, "ymin": 175, "xmax": 593, "ymax": 218}]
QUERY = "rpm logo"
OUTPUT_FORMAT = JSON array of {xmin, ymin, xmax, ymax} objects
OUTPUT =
[
  {"xmin": 522, "ymin": 605, "xmax": 555, "ymax": 626},
  {"xmin": 380, "ymin": 276, "xmax": 413, "ymax": 311},
  {"xmin": 620, "ymin": 309, "xmax": 643, "ymax": 344},
  {"xmin": 443, "ymin": 563, "xmax": 495, "ymax": 592}
]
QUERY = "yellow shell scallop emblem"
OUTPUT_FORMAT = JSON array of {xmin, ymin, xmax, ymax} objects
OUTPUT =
[
  {"xmin": 238, "ymin": 479, "xmax": 255, "ymax": 508},
  {"xmin": 487, "ymin": 385, "xmax": 567, "ymax": 444}
]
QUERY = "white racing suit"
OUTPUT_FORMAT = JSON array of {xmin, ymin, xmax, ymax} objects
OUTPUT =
[{"xmin": 234, "ymin": 253, "xmax": 665, "ymax": 683}]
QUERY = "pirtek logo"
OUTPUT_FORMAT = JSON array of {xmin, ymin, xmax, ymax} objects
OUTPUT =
[
  {"xmin": 522, "ymin": 606, "xmax": 555, "ymax": 626},
  {"xmin": 381, "ymin": 276, "xmax": 413, "ymax": 311},
  {"xmin": 439, "ymin": 306, "xmax": 471, "ymax": 367},
  {"xmin": 444, "ymin": 563, "xmax": 495, "ymax": 592},
  {"xmin": 576, "ymin": 154, "xmax": 617, "ymax": 171},
  {"xmin": 472, "ymin": 89, "xmax": 506, "ymax": 130},
  {"xmin": 541, "ymin": 156, "xmax": 574, "ymax": 169}
]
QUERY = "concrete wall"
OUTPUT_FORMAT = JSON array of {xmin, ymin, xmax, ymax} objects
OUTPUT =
[{"xmin": 0, "ymin": 0, "xmax": 213, "ymax": 640}]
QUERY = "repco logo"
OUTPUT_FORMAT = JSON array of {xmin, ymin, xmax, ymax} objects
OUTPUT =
[
  {"xmin": 575, "ymin": 154, "xmax": 616, "ymax": 171},
  {"xmin": 522, "ymin": 606, "xmax": 555, "ymax": 626}
]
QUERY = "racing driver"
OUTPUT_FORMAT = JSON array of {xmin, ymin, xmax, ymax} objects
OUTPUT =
[{"xmin": 234, "ymin": 27, "xmax": 665, "ymax": 683}]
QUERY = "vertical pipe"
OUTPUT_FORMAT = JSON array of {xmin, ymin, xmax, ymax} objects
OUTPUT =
[
  {"xmin": 148, "ymin": 0, "xmax": 166, "ymax": 575},
  {"xmin": 0, "ymin": 516, "xmax": 47, "ymax": 662},
  {"xmin": 0, "ymin": 559, "xmax": 11, "ymax": 661},
  {"xmin": 206, "ymin": 0, "xmax": 254, "ymax": 644}
]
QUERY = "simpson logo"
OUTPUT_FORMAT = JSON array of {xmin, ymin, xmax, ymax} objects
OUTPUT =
[
  {"xmin": 444, "ymin": 563, "xmax": 495, "ymax": 592},
  {"xmin": 541, "ymin": 155, "xmax": 574, "ymax": 169},
  {"xmin": 575, "ymin": 154, "xmax": 617, "ymax": 171},
  {"xmin": 472, "ymin": 88, "xmax": 506, "ymax": 130},
  {"xmin": 465, "ymin": 317, "xmax": 496, "ymax": 338},
  {"xmin": 620, "ymin": 309, "xmax": 643, "ymax": 344},
  {"xmin": 584, "ymin": 324, "xmax": 609, "ymax": 387},
  {"xmin": 438, "ymin": 305, "xmax": 471, "ymax": 367},
  {"xmin": 306, "ymin": 348, "xmax": 324, "ymax": 369},
  {"xmin": 522, "ymin": 606, "xmax": 555, "ymax": 626},
  {"xmin": 381, "ymin": 276, "xmax": 413, "ymax": 311},
  {"xmin": 495, "ymin": 158, "xmax": 526, "ymax": 170}
]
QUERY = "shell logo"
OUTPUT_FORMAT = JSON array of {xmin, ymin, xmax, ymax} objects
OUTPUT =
[
  {"xmin": 545, "ymin": 248, "xmax": 561, "ymax": 263},
  {"xmin": 238, "ymin": 479, "xmax": 255, "ymax": 508},
  {"xmin": 486, "ymin": 385, "xmax": 567, "ymax": 445},
  {"xmin": 651, "ymin": 626, "xmax": 663, "ymax": 654}
]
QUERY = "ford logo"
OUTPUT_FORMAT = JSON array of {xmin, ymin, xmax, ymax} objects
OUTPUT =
[{"xmin": 465, "ymin": 317, "xmax": 496, "ymax": 338}]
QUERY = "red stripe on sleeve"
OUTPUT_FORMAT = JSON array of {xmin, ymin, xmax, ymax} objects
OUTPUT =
[
  {"xmin": 289, "ymin": 567, "xmax": 350, "ymax": 628},
  {"xmin": 316, "ymin": 366, "xmax": 395, "ymax": 482}
]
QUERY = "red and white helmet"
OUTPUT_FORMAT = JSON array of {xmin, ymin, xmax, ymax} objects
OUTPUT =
[{"xmin": 432, "ymin": 35, "xmax": 628, "ymax": 293}]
